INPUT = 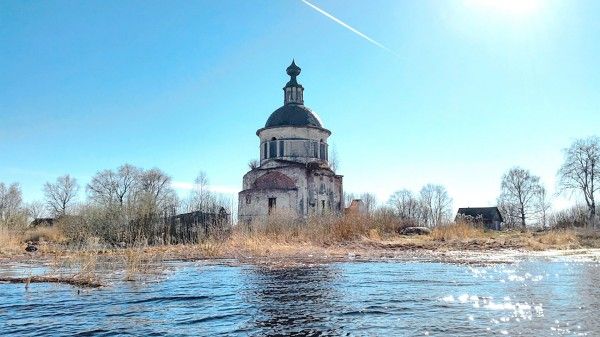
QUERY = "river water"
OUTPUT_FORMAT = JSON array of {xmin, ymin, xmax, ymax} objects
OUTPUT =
[{"xmin": 1, "ymin": 258, "xmax": 600, "ymax": 336}]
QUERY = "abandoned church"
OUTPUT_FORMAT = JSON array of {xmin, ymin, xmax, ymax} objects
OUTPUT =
[{"xmin": 238, "ymin": 61, "xmax": 344, "ymax": 224}]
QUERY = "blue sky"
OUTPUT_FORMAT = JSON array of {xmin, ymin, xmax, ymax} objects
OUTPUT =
[{"xmin": 1, "ymin": 0, "xmax": 599, "ymax": 210}]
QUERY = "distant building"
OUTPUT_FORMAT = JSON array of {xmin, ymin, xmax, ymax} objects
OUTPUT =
[
  {"xmin": 30, "ymin": 218, "xmax": 55, "ymax": 227},
  {"xmin": 455, "ymin": 207, "xmax": 504, "ymax": 230},
  {"xmin": 238, "ymin": 61, "xmax": 344, "ymax": 224},
  {"xmin": 345, "ymin": 199, "xmax": 366, "ymax": 216},
  {"xmin": 163, "ymin": 208, "xmax": 230, "ymax": 244}
]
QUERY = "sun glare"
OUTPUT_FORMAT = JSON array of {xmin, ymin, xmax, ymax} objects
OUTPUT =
[{"xmin": 465, "ymin": 0, "xmax": 542, "ymax": 16}]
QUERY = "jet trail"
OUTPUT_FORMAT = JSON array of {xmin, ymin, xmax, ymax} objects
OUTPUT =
[{"xmin": 301, "ymin": 0, "xmax": 398, "ymax": 57}]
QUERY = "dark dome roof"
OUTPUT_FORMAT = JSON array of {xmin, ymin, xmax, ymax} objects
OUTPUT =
[{"xmin": 265, "ymin": 104, "xmax": 323, "ymax": 128}]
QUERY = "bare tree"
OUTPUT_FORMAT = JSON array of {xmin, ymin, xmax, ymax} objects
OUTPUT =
[
  {"xmin": 359, "ymin": 192, "xmax": 377, "ymax": 215},
  {"xmin": 87, "ymin": 169, "xmax": 118, "ymax": 205},
  {"xmin": 498, "ymin": 197, "xmax": 520, "ymax": 229},
  {"xmin": 344, "ymin": 192, "xmax": 357, "ymax": 208},
  {"xmin": 189, "ymin": 171, "xmax": 216, "ymax": 212},
  {"xmin": 137, "ymin": 168, "xmax": 176, "ymax": 213},
  {"xmin": 44, "ymin": 175, "xmax": 79, "ymax": 217},
  {"xmin": 329, "ymin": 143, "xmax": 339, "ymax": 172},
  {"xmin": 26, "ymin": 200, "xmax": 47, "ymax": 221},
  {"xmin": 343, "ymin": 192, "xmax": 356, "ymax": 208},
  {"xmin": 420, "ymin": 184, "xmax": 453, "ymax": 227},
  {"xmin": 388, "ymin": 189, "xmax": 423, "ymax": 224},
  {"xmin": 129, "ymin": 168, "xmax": 177, "ymax": 242},
  {"xmin": 549, "ymin": 204, "xmax": 589, "ymax": 229},
  {"xmin": 115, "ymin": 164, "xmax": 139, "ymax": 206},
  {"xmin": 87, "ymin": 164, "xmax": 140, "ymax": 207},
  {"xmin": 535, "ymin": 187, "xmax": 552, "ymax": 228},
  {"xmin": 558, "ymin": 136, "xmax": 600, "ymax": 228},
  {"xmin": 498, "ymin": 167, "xmax": 544, "ymax": 229},
  {"xmin": 0, "ymin": 182, "xmax": 26, "ymax": 228}
]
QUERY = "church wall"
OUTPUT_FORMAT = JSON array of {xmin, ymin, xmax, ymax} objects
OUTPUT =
[
  {"xmin": 305, "ymin": 169, "xmax": 343, "ymax": 216},
  {"xmin": 238, "ymin": 165, "xmax": 343, "ymax": 224},
  {"xmin": 238, "ymin": 188, "xmax": 299, "ymax": 224},
  {"xmin": 258, "ymin": 126, "xmax": 330, "ymax": 143},
  {"xmin": 239, "ymin": 165, "xmax": 307, "ymax": 223}
]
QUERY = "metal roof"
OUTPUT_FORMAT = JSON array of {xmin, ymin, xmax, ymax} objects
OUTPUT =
[{"xmin": 264, "ymin": 104, "xmax": 323, "ymax": 128}]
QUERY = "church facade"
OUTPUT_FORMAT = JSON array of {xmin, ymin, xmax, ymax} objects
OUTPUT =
[{"xmin": 238, "ymin": 61, "xmax": 343, "ymax": 224}]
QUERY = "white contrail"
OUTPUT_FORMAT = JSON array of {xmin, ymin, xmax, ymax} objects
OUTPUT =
[{"xmin": 301, "ymin": 0, "xmax": 398, "ymax": 57}]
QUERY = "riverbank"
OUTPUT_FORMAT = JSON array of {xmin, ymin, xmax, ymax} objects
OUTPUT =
[
  {"xmin": 2, "ymin": 224, "xmax": 600, "ymax": 264},
  {"xmin": 3, "ymin": 225, "xmax": 600, "ymax": 287}
]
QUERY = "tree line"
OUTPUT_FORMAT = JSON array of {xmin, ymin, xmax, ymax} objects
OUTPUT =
[
  {"xmin": 0, "ymin": 164, "xmax": 232, "ymax": 244},
  {"xmin": 348, "ymin": 136, "xmax": 600, "ymax": 229},
  {"xmin": 1, "ymin": 136, "xmax": 599, "ymax": 236},
  {"xmin": 346, "ymin": 185, "xmax": 454, "ymax": 229},
  {"xmin": 497, "ymin": 136, "xmax": 599, "ymax": 228}
]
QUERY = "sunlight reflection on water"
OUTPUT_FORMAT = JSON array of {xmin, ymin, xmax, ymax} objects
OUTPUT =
[{"xmin": 1, "ymin": 260, "xmax": 599, "ymax": 336}]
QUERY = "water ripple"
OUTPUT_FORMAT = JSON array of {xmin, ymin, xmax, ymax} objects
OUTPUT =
[{"xmin": 2, "ymin": 261, "xmax": 600, "ymax": 336}]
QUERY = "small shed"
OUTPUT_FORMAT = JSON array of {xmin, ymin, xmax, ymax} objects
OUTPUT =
[{"xmin": 455, "ymin": 207, "xmax": 504, "ymax": 230}]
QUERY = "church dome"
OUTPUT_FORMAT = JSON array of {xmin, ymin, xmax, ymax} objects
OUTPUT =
[{"xmin": 265, "ymin": 104, "xmax": 323, "ymax": 128}]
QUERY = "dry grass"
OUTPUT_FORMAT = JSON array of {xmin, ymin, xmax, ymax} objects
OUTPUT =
[
  {"xmin": 0, "ymin": 226, "xmax": 68, "ymax": 255},
  {"xmin": 528, "ymin": 230, "xmax": 579, "ymax": 250},
  {"xmin": 120, "ymin": 244, "xmax": 165, "ymax": 281},
  {"xmin": 0, "ymin": 229, "xmax": 23, "ymax": 255},
  {"xmin": 3, "ymin": 215, "xmax": 600, "ymax": 272},
  {"xmin": 75, "ymin": 251, "xmax": 100, "ymax": 278},
  {"xmin": 431, "ymin": 222, "xmax": 486, "ymax": 241},
  {"xmin": 196, "ymin": 240, "xmax": 222, "ymax": 258},
  {"xmin": 22, "ymin": 226, "xmax": 67, "ymax": 244},
  {"xmin": 226, "ymin": 231, "xmax": 303, "ymax": 256}
]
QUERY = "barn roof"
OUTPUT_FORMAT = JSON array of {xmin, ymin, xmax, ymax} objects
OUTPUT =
[{"xmin": 456, "ymin": 207, "xmax": 504, "ymax": 223}]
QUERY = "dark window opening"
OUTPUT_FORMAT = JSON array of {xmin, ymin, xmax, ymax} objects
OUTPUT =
[
  {"xmin": 268, "ymin": 198, "xmax": 277, "ymax": 214},
  {"xmin": 269, "ymin": 141, "xmax": 276, "ymax": 158},
  {"xmin": 321, "ymin": 200, "xmax": 325, "ymax": 215},
  {"xmin": 278, "ymin": 140, "xmax": 284, "ymax": 157},
  {"xmin": 263, "ymin": 143, "xmax": 267, "ymax": 160},
  {"xmin": 246, "ymin": 195, "xmax": 251, "ymax": 204},
  {"xmin": 313, "ymin": 142, "xmax": 318, "ymax": 158},
  {"xmin": 319, "ymin": 142, "xmax": 326, "ymax": 160}
]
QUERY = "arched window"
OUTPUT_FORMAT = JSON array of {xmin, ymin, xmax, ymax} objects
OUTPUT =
[
  {"xmin": 269, "ymin": 138, "xmax": 277, "ymax": 158},
  {"xmin": 262, "ymin": 142, "xmax": 267, "ymax": 159}
]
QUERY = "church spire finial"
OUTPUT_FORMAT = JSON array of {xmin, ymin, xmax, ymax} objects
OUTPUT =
[
  {"xmin": 286, "ymin": 59, "xmax": 301, "ymax": 78},
  {"xmin": 283, "ymin": 59, "xmax": 304, "ymax": 105}
]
